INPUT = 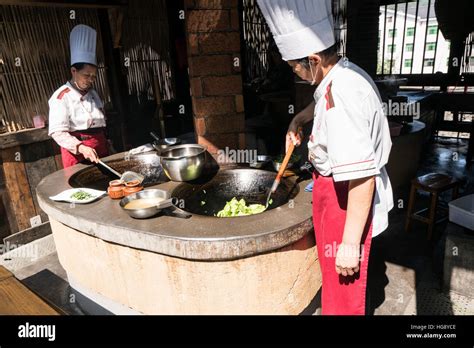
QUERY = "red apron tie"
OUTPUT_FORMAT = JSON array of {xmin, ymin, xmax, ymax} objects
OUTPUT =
[
  {"xmin": 60, "ymin": 129, "xmax": 109, "ymax": 168},
  {"xmin": 312, "ymin": 172, "xmax": 373, "ymax": 315}
]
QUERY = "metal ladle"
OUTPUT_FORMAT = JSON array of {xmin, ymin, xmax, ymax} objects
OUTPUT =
[{"xmin": 97, "ymin": 160, "xmax": 145, "ymax": 184}]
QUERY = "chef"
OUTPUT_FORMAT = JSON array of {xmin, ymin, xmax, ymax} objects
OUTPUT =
[
  {"xmin": 257, "ymin": 0, "xmax": 393, "ymax": 315},
  {"xmin": 48, "ymin": 24, "xmax": 108, "ymax": 168}
]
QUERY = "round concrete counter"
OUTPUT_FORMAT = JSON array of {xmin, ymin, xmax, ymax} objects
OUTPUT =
[{"xmin": 37, "ymin": 151, "xmax": 320, "ymax": 314}]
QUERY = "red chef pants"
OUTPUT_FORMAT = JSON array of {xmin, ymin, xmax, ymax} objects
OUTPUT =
[
  {"xmin": 61, "ymin": 128, "xmax": 109, "ymax": 169},
  {"xmin": 312, "ymin": 172, "xmax": 373, "ymax": 315}
]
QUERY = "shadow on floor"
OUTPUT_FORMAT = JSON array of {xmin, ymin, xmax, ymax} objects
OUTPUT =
[
  {"xmin": 367, "ymin": 137, "xmax": 474, "ymax": 315},
  {"xmin": 23, "ymin": 269, "xmax": 84, "ymax": 315}
]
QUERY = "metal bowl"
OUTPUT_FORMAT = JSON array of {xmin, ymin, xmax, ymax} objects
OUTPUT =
[
  {"xmin": 159, "ymin": 144, "xmax": 207, "ymax": 182},
  {"xmin": 249, "ymin": 155, "xmax": 272, "ymax": 169},
  {"xmin": 152, "ymin": 138, "xmax": 182, "ymax": 152}
]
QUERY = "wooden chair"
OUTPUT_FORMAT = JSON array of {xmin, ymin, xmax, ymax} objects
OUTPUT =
[{"xmin": 405, "ymin": 173, "xmax": 462, "ymax": 240}]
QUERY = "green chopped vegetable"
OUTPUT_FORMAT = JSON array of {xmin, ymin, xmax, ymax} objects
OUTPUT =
[
  {"xmin": 217, "ymin": 197, "xmax": 267, "ymax": 217},
  {"xmin": 70, "ymin": 190, "xmax": 93, "ymax": 201},
  {"xmin": 201, "ymin": 201, "xmax": 206, "ymax": 206},
  {"xmin": 269, "ymin": 199, "xmax": 273, "ymax": 205}
]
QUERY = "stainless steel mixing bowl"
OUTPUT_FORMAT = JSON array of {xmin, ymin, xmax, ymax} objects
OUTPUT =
[{"xmin": 159, "ymin": 144, "xmax": 207, "ymax": 182}]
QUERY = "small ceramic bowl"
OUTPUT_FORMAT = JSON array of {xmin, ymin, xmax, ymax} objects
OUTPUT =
[
  {"xmin": 108, "ymin": 180, "xmax": 125, "ymax": 199},
  {"xmin": 125, "ymin": 180, "xmax": 141, "ymax": 188},
  {"xmin": 123, "ymin": 185, "xmax": 144, "ymax": 196}
]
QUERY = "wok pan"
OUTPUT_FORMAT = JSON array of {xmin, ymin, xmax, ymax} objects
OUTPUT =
[{"xmin": 119, "ymin": 189, "xmax": 191, "ymax": 219}]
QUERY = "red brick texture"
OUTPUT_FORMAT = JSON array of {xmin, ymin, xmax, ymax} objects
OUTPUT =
[{"xmin": 184, "ymin": 0, "xmax": 245, "ymax": 156}]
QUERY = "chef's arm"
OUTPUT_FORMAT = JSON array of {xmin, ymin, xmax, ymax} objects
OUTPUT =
[
  {"xmin": 51, "ymin": 131, "xmax": 82, "ymax": 155},
  {"xmin": 51, "ymin": 131, "xmax": 100, "ymax": 162},
  {"xmin": 288, "ymin": 100, "xmax": 315, "ymax": 133},
  {"xmin": 342, "ymin": 176, "xmax": 375, "ymax": 245},
  {"xmin": 286, "ymin": 100, "xmax": 315, "ymax": 150}
]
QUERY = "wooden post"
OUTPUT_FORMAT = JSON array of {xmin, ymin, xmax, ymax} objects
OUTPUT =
[{"xmin": 1, "ymin": 146, "xmax": 37, "ymax": 232}]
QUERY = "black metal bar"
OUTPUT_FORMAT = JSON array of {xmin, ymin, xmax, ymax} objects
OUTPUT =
[
  {"xmin": 432, "ymin": 26, "xmax": 440, "ymax": 74},
  {"xmin": 389, "ymin": 2, "xmax": 398, "ymax": 74},
  {"xmin": 410, "ymin": 0, "xmax": 420, "ymax": 75},
  {"xmin": 399, "ymin": 1, "xmax": 409, "ymax": 73},
  {"xmin": 420, "ymin": 0, "xmax": 431, "ymax": 75},
  {"xmin": 381, "ymin": 5, "xmax": 387, "ymax": 74}
]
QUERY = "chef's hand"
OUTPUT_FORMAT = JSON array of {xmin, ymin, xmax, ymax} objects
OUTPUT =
[
  {"xmin": 335, "ymin": 243, "xmax": 361, "ymax": 277},
  {"xmin": 285, "ymin": 130, "xmax": 302, "ymax": 153},
  {"xmin": 78, "ymin": 144, "xmax": 99, "ymax": 163}
]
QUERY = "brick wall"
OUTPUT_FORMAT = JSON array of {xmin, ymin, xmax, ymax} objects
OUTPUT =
[{"xmin": 184, "ymin": 0, "xmax": 245, "ymax": 157}]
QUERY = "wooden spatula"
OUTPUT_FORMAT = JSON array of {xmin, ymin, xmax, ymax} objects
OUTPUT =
[{"xmin": 265, "ymin": 142, "xmax": 295, "ymax": 207}]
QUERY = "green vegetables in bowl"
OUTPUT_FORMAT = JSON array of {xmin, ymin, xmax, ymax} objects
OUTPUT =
[
  {"xmin": 217, "ymin": 197, "xmax": 269, "ymax": 217},
  {"xmin": 70, "ymin": 190, "xmax": 93, "ymax": 201}
]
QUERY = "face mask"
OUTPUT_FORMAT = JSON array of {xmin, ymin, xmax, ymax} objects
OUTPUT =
[{"xmin": 309, "ymin": 59, "xmax": 317, "ymax": 86}]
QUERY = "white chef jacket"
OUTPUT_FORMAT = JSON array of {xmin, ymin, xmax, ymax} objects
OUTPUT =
[
  {"xmin": 48, "ymin": 81, "xmax": 106, "ymax": 135},
  {"xmin": 308, "ymin": 58, "xmax": 394, "ymax": 237}
]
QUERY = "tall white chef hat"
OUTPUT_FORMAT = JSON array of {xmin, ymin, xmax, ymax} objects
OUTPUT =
[
  {"xmin": 257, "ymin": 0, "xmax": 335, "ymax": 61},
  {"xmin": 70, "ymin": 24, "xmax": 97, "ymax": 66}
]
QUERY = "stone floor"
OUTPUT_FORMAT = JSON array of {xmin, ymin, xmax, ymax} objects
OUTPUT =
[
  {"xmin": 368, "ymin": 136, "xmax": 474, "ymax": 315},
  {"xmin": 1, "ymin": 136, "xmax": 473, "ymax": 315}
]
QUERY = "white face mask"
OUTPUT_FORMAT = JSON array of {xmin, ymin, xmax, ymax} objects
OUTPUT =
[{"xmin": 309, "ymin": 59, "xmax": 317, "ymax": 86}]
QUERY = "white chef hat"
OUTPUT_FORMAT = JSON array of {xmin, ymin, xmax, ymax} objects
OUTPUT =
[
  {"xmin": 70, "ymin": 24, "xmax": 97, "ymax": 66},
  {"xmin": 257, "ymin": 0, "xmax": 335, "ymax": 61}
]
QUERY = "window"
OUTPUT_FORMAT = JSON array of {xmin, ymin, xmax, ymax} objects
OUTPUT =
[
  {"xmin": 424, "ymin": 58, "xmax": 435, "ymax": 67},
  {"xmin": 428, "ymin": 25, "xmax": 438, "ymax": 35},
  {"xmin": 425, "ymin": 42, "xmax": 436, "ymax": 51},
  {"xmin": 404, "ymin": 59, "xmax": 412, "ymax": 68},
  {"xmin": 388, "ymin": 29, "xmax": 397, "ymax": 38},
  {"xmin": 405, "ymin": 43, "xmax": 414, "ymax": 52},
  {"xmin": 388, "ymin": 44, "xmax": 396, "ymax": 53},
  {"xmin": 406, "ymin": 27, "xmax": 415, "ymax": 36}
]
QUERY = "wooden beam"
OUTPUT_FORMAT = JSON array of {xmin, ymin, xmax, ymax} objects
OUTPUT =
[
  {"xmin": 0, "ymin": 128, "xmax": 50, "ymax": 150},
  {"xmin": 0, "ymin": 0, "xmax": 127, "ymax": 8}
]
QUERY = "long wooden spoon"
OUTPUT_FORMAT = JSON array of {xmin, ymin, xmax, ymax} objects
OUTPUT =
[{"xmin": 265, "ymin": 141, "xmax": 296, "ymax": 207}]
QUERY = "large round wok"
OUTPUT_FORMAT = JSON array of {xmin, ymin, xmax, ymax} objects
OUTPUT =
[{"xmin": 172, "ymin": 169, "xmax": 299, "ymax": 217}]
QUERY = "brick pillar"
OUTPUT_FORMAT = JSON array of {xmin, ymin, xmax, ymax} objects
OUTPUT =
[{"xmin": 184, "ymin": 0, "xmax": 245, "ymax": 157}]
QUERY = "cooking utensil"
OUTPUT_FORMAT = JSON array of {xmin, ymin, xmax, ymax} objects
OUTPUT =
[
  {"xmin": 159, "ymin": 144, "xmax": 207, "ymax": 182},
  {"xmin": 171, "ymin": 169, "xmax": 299, "ymax": 216},
  {"xmin": 97, "ymin": 160, "xmax": 145, "ymax": 184},
  {"xmin": 266, "ymin": 142, "xmax": 295, "ymax": 207},
  {"xmin": 150, "ymin": 132, "xmax": 181, "ymax": 152},
  {"xmin": 119, "ymin": 189, "xmax": 191, "ymax": 219},
  {"xmin": 150, "ymin": 131, "xmax": 161, "ymax": 142}
]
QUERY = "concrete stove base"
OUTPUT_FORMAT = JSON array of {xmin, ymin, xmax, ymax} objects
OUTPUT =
[{"xmin": 50, "ymin": 218, "xmax": 321, "ymax": 315}]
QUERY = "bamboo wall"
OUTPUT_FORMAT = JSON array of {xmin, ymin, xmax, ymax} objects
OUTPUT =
[
  {"xmin": 0, "ymin": 5, "xmax": 110, "ymax": 133},
  {"xmin": 120, "ymin": 0, "xmax": 174, "ymax": 102}
]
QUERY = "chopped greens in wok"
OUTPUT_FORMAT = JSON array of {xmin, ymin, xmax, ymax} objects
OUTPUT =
[{"xmin": 217, "ymin": 197, "xmax": 270, "ymax": 217}]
